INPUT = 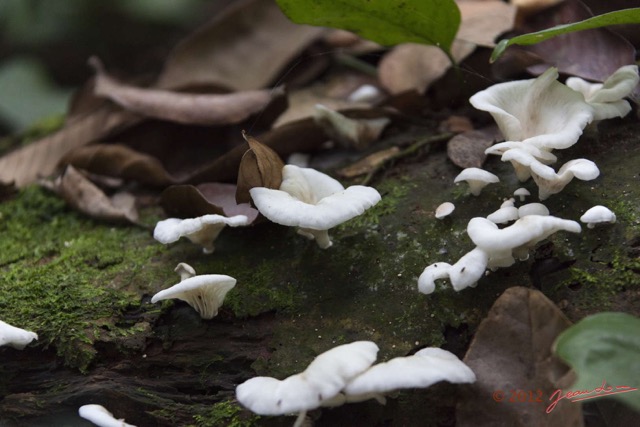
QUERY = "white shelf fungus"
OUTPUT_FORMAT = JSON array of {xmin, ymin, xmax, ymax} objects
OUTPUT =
[
  {"xmin": 78, "ymin": 404, "xmax": 136, "ymax": 427},
  {"xmin": 236, "ymin": 341, "xmax": 379, "ymax": 427},
  {"xmin": 343, "ymin": 347, "xmax": 476, "ymax": 403},
  {"xmin": 154, "ymin": 214, "xmax": 250, "ymax": 254},
  {"xmin": 470, "ymin": 67, "xmax": 594, "ymax": 152},
  {"xmin": 151, "ymin": 263, "xmax": 235, "ymax": 319},
  {"xmin": 566, "ymin": 65, "xmax": 639, "ymax": 121},
  {"xmin": 453, "ymin": 168, "xmax": 499, "ymax": 196},
  {"xmin": 0, "ymin": 320, "xmax": 38, "ymax": 350},
  {"xmin": 250, "ymin": 165, "xmax": 381, "ymax": 248},
  {"xmin": 435, "ymin": 202, "xmax": 455, "ymax": 219},
  {"xmin": 580, "ymin": 205, "xmax": 616, "ymax": 228}
]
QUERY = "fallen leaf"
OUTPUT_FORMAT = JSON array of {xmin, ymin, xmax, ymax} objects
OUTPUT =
[
  {"xmin": 337, "ymin": 146, "xmax": 400, "ymax": 178},
  {"xmin": 447, "ymin": 125, "xmax": 502, "ymax": 169},
  {"xmin": 90, "ymin": 58, "xmax": 280, "ymax": 126},
  {"xmin": 236, "ymin": 132, "xmax": 285, "ymax": 204},
  {"xmin": 156, "ymin": 0, "xmax": 326, "ymax": 91},
  {"xmin": 59, "ymin": 144, "xmax": 176, "ymax": 188},
  {"xmin": 313, "ymin": 104, "xmax": 391, "ymax": 150},
  {"xmin": 41, "ymin": 165, "xmax": 139, "ymax": 224},
  {"xmin": 523, "ymin": 0, "xmax": 636, "ymax": 81},
  {"xmin": 512, "ymin": 0, "xmax": 566, "ymax": 19},
  {"xmin": 160, "ymin": 183, "xmax": 259, "ymax": 222},
  {"xmin": 0, "ymin": 105, "xmax": 138, "ymax": 188},
  {"xmin": 457, "ymin": 286, "xmax": 583, "ymax": 427},
  {"xmin": 378, "ymin": 0, "xmax": 516, "ymax": 95},
  {"xmin": 439, "ymin": 115, "xmax": 474, "ymax": 133}
]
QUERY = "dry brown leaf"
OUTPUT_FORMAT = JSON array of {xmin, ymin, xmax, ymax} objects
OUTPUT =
[
  {"xmin": 160, "ymin": 183, "xmax": 259, "ymax": 222},
  {"xmin": 337, "ymin": 146, "xmax": 400, "ymax": 178},
  {"xmin": 156, "ymin": 0, "xmax": 326, "ymax": 91},
  {"xmin": 0, "ymin": 106, "xmax": 137, "ymax": 188},
  {"xmin": 512, "ymin": 0, "xmax": 566, "ymax": 19},
  {"xmin": 60, "ymin": 144, "xmax": 176, "ymax": 188},
  {"xmin": 379, "ymin": 1, "xmax": 515, "ymax": 95},
  {"xmin": 91, "ymin": 58, "xmax": 279, "ymax": 126},
  {"xmin": 457, "ymin": 286, "xmax": 583, "ymax": 427},
  {"xmin": 523, "ymin": 0, "xmax": 635, "ymax": 82},
  {"xmin": 439, "ymin": 115, "xmax": 474, "ymax": 133},
  {"xmin": 447, "ymin": 125, "xmax": 502, "ymax": 169},
  {"xmin": 41, "ymin": 165, "xmax": 139, "ymax": 224},
  {"xmin": 236, "ymin": 132, "xmax": 285, "ymax": 204}
]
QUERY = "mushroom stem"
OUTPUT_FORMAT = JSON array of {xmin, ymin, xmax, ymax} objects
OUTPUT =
[
  {"xmin": 299, "ymin": 228, "xmax": 333, "ymax": 249},
  {"xmin": 293, "ymin": 409, "xmax": 308, "ymax": 427}
]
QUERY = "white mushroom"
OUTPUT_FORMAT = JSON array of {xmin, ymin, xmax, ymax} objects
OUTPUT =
[
  {"xmin": 513, "ymin": 187, "xmax": 531, "ymax": 202},
  {"xmin": 174, "ymin": 262, "xmax": 196, "ymax": 281},
  {"xmin": 470, "ymin": 67, "xmax": 594, "ymax": 151},
  {"xmin": 580, "ymin": 205, "xmax": 616, "ymax": 228},
  {"xmin": 418, "ymin": 263, "xmax": 453, "ymax": 295},
  {"xmin": 250, "ymin": 165, "xmax": 381, "ymax": 249},
  {"xmin": 418, "ymin": 248, "xmax": 489, "ymax": 294},
  {"xmin": 153, "ymin": 214, "xmax": 250, "ymax": 254},
  {"xmin": 0, "ymin": 320, "xmax": 38, "ymax": 350},
  {"xmin": 529, "ymin": 158, "xmax": 600, "ymax": 200},
  {"xmin": 151, "ymin": 264, "xmax": 236, "ymax": 319},
  {"xmin": 435, "ymin": 202, "xmax": 455, "ymax": 219},
  {"xmin": 236, "ymin": 341, "xmax": 379, "ymax": 427},
  {"xmin": 313, "ymin": 104, "xmax": 390, "ymax": 149},
  {"xmin": 518, "ymin": 203, "xmax": 550, "ymax": 217},
  {"xmin": 486, "ymin": 141, "xmax": 557, "ymax": 181},
  {"xmin": 486, "ymin": 205, "xmax": 519, "ymax": 224},
  {"xmin": 566, "ymin": 65, "xmax": 639, "ymax": 120},
  {"xmin": 78, "ymin": 404, "xmax": 136, "ymax": 427},
  {"xmin": 343, "ymin": 347, "xmax": 476, "ymax": 403},
  {"xmin": 453, "ymin": 168, "xmax": 499, "ymax": 196}
]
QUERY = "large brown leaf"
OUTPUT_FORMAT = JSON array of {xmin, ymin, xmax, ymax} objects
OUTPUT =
[
  {"xmin": 91, "ymin": 58, "xmax": 279, "ymax": 126},
  {"xmin": 236, "ymin": 132, "xmax": 285, "ymax": 204},
  {"xmin": 457, "ymin": 286, "xmax": 583, "ymax": 427},
  {"xmin": 59, "ymin": 144, "xmax": 176, "ymax": 188},
  {"xmin": 156, "ymin": 0, "xmax": 326, "ymax": 91}
]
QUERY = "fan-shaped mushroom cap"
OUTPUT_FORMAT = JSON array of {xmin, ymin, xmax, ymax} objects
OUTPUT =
[
  {"xmin": 151, "ymin": 272, "xmax": 236, "ymax": 319},
  {"xmin": 250, "ymin": 165, "xmax": 381, "ymax": 248},
  {"xmin": 453, "ymin": 168, "xmax": 499, "ymax": 196},
  {"xmin": 343, "ymin": 347, "xmax": 475, "ymax": 400},
  {"xmin": 566, "ymin": 65, "xmax": 639, "ymax": 120},
  {"xmin": 418, "ymin": 263, "xmax": 453, "ymax": 295},
  {"xmin": 529, "ymin": 158, "xmax": 600, "ymax": 200},
  {"xmin": 0, "ymin": 320, "xmax": 38, "ymax": 350},
  {"xmin": 78, "ymin": 404, "xmax": 136, "ymax": 427},
  {"xmin": 236, "ymin": 341, "xmax": 379, "ymax": 415},
  {"xmin": 435, "ymin": 202, "xmax": 455, "ymax": 219},
  {"xmin": 580, "ymin": 205, "xmax": 616, "ymax": 228},
  {"xmin": 470, "ymin": 67, "xmax": 593, "ymax": 151},
  {"xmin": 154, "ymin": 214, "xmax": 249, "ymax": 254},
  {"xmin": 518, "ymin": 203, "xmax": 549, "ymax": 217},
  {"xmin": 487, "ymin": 205, "xmax": 519, "ymax": 224}
]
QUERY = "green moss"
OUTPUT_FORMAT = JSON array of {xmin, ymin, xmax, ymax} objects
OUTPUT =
[
  {"xmin": 193, "ymin": 400, "xmax": 259, "ymax": 427},
  {"xmin": 0, "ymin": 186, "xmax": 164, "ymax": 371}
]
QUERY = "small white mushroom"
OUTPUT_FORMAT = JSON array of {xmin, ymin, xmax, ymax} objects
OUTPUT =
[
  {"xmin": 250, "ymin": 165, "xmax": 381, "ymax": 249},
  {"xmin": 470, "ymin": 67, "xmax": 594, "ymax": 151},
  {"xmin": 151, "ymin": 264, "xmax": 236, "ymax": 319},
  {"xmin": 418, "ymin": 248, "xmax": 489, "ymax": 294},
  {"xmin": 0, "ymin": 320, "xmax": 38, "ymax": 350},
  {"xmin": 313, "ymin": 104, "xmax": 390, "ymax": 149},
  {"xmin": 174, "ymin": 262, "xmax": 196, "ymax": 281},
  {"xmin": 78, "ymin": 404, "xmax": 136, "ymax": 427},
  {"xmin": 486, "ymin": 205, "xmax": 519, "ymax": 224},
  {"xmin": 236, "ymin": 341, "xmax": 379, "ymax": 427},
  {"xmin": 347, "ymin": 84, "xmax": 383, "ymax": 103},
  {"xmin": 513, "ymin": 188, "xmax": 531, "ymax": 202},
  {"xmin": 343, "ymin": 347, "xmax": 476, "ymax": 403},
  {"xmin": 435, "ymin": 202, "xmax": 455, "ymax": 219},
  {"xmin": 418, "ymin": 263, "xmax": 452, "ymax": 295},
  {"xmin": 529, "ymin": 158, "xmax": 600, "ymax": 200},
  {"xmin": 488, "ymin": 142, "xmax": 557, "ymax": 181},
  {"xmin": 566, "ymin": 65, "xmax": 639, "ymax": 120},
  {"xmin": 500, "ymin": 198, "xmax": 516, "ymax": 208},
  {"xmin": 154, "ymin": 214, "xmax": 250, "ymax": 254},
  {"xmin": 453, "ymin": 168, "xmax": 499, "ymax": 196},
  {"xmin": 580, "ymin": 205, "xmax": 616, "ymax": 228}
]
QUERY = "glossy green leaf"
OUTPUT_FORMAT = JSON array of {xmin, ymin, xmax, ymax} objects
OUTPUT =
[
  {"xmin": 492, "ymin": 8, "xmax": 640, "ymax": 63},
  {"xmin": 275, "ymin": 0, "xmax": 460, "ymax": 59},
  {"xmin": 553, "ymin": 312, "xmax": 640, "ymax": 411}
]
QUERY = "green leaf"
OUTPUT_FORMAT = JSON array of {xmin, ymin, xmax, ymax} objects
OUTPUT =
[
  {"xmin": 554, "ymin": 312, "xmax": 640, "ymax": 411},
  {"xmin": 275, "ymin": 0, "xmax": 460, "ymax": 59},
  {"xmin": 492, "ymin": 8, "xmax": 640, "ymax": 63}
]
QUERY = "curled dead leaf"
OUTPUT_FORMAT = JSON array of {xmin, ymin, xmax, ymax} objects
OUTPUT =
[
  {"xmin": 90, "ymin": 57, "xmax": 280, "ymax": 126},
  {"xmin": 457, "ymin": 286, "xmax": 583, "ymax": 427},
  {"xmin": 41, "ymin": 165, "xmax": 139, "ymax": 224},
  {"xmin": 59, "ymin": 144, "xmax": 176, "ymax": 188},
  {"xmin": 236, "ymin": 132, "xmax": 285, "ymax": 204}
]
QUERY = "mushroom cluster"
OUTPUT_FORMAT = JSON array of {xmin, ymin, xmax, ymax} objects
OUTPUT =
[
  {"xmin": 468, "ymin": 65, "xmax": 638, "ymax": 199},
  {"xmin": 236, "ymin": 341, "xmax": 475, "ymax": 426}
]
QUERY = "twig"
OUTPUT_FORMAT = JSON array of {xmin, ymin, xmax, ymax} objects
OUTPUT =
[{"xmin": 360, "ymin": 132, "xmax": 453, "ymax": 185}]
